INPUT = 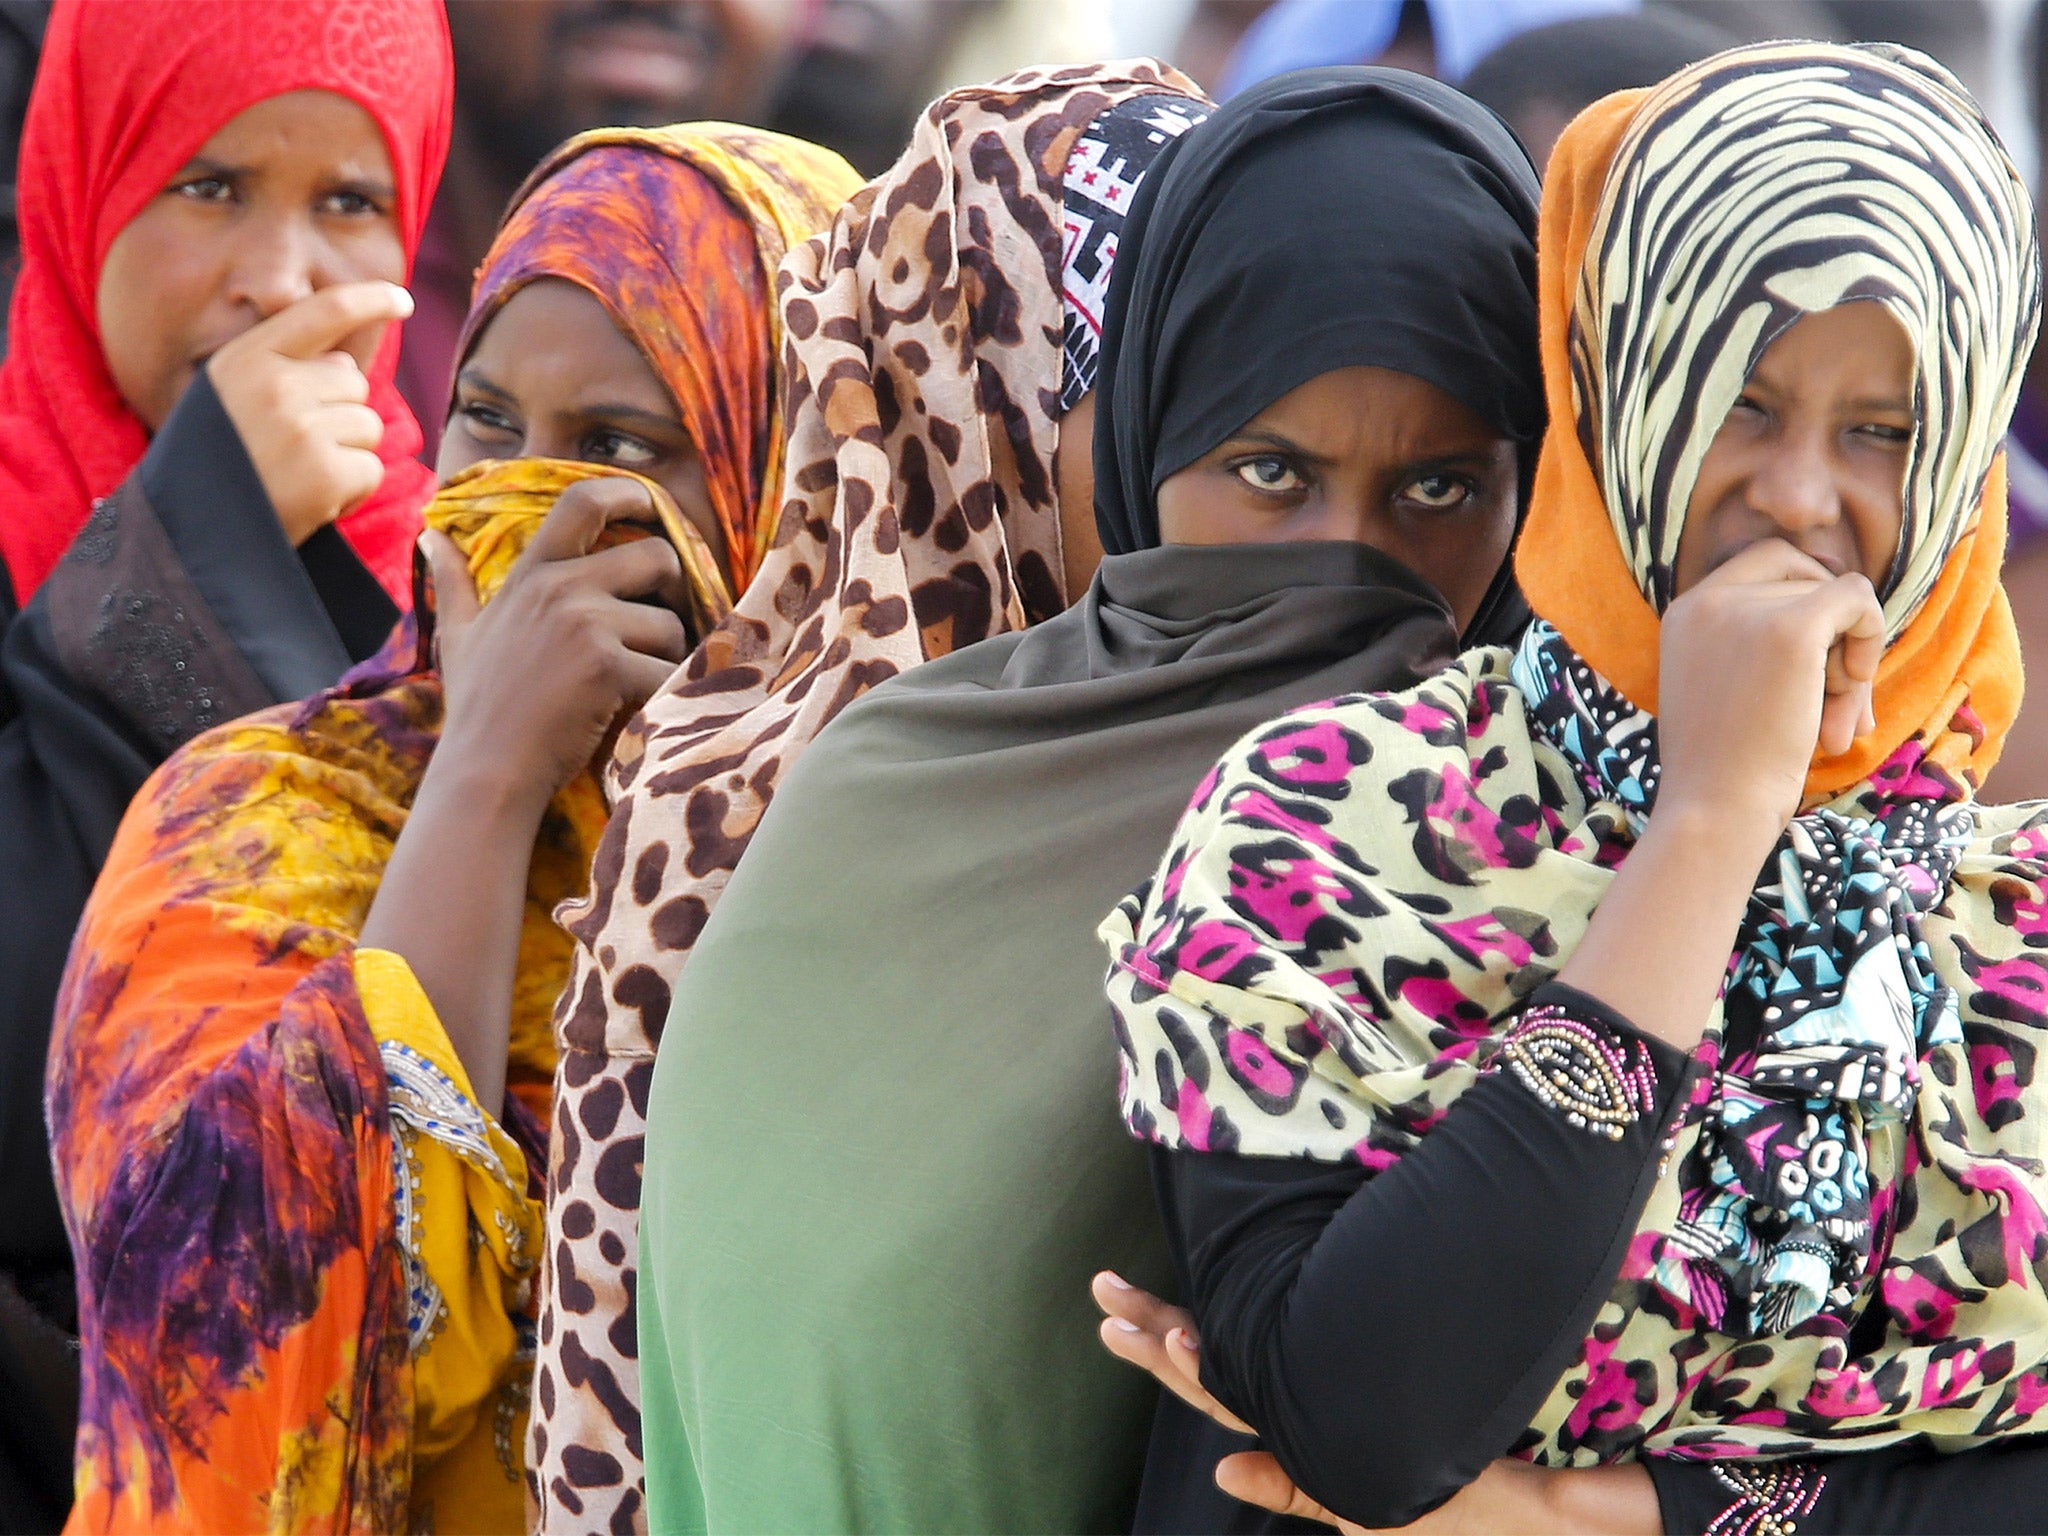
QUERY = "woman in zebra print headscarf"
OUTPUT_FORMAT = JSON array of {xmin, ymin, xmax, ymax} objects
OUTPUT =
[{"xmin": 1095, "ymin": 41, "xmax": 2048, "ymax": 1536}]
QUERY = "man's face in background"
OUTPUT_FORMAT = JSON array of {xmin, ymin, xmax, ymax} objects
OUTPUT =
[{"xmin": 446, "ymin": 0, "xmax": 803, "ymax": 172}]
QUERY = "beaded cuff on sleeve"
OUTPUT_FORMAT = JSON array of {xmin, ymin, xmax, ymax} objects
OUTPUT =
[
  {"xmin": 1701, "ymin": 1461, "xmax": 1826, "ymax": 1536},
  {"xmin": 1489, "ymin": 1001, "xmax": 1661, "ymax": 1140}
]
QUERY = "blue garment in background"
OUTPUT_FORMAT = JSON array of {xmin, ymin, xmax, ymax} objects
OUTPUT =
[{"xmin": 1218, "ymin": 0, "xmax": 1635, "ymax": 94}]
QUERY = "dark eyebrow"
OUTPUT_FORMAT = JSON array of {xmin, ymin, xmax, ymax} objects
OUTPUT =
[
  {"xmin": 577, "ymin": 402, "xmax": 687, "ymax": 434},
  {"xmin": 170, "ymin": 154, "xmax": 244, "ymax": 181},
  {"xmin": 455, "ymin": 365, "xmax": 514, "ymax": 401},
  {"xmin": 1217, "ymin": 429, "xmax": 1335, "ymax": 465},
  {"xmin": 1395, "ymin": 448, "xmax": 1507, "ymax": 473}
]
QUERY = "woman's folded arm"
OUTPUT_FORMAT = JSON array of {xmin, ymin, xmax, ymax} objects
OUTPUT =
[
  {"xmin": 36, "ymin": 366, "xmax": 394, "ymax": 755},
  {"xmin": 1159, "ymin": 981, "xmax": 1698, "ymax": 1529}
]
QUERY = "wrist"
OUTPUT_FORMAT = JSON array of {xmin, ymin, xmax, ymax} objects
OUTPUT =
[
  {"xmin": 415, "ymin": 739, "xmax": 554, "ymax": 827},
  {"xmin": 1644, "ymin": 790, "xmax": 1785, "ymax": 870},
  {"xmin": 277, "ymin": 503, "xmax": 327, "ymax": 548},
  {"xmin": 1541, "ymin": 1464, "xmax": 1662, "ymax": 1536}
]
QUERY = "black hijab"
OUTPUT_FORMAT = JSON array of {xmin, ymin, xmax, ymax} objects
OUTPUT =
[{"xmin": 1092, "ymin": 66, "xmax": 1544, "ymax": 640}]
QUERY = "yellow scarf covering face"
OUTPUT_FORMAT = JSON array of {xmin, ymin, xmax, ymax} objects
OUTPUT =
[{"xmin": 425, "ymin": 456, "xmax": 731, "ymax": 642}]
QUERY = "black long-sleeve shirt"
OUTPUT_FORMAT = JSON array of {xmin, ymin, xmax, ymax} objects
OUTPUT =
[
  {"xmin": 0, "ymin": 372, "xmax": 396, "ymax": 1531},
  {"xmin": 1135, "ymin": 981, "xmax": 2048, "ymax": 1535},
  {"xmin": 1137, "ymin": 1396, "xmax": 2048, "ymax": 1534}
]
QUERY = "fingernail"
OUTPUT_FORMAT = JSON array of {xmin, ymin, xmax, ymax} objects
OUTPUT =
[
  {"xmin": 1109, "ymin": 1318, "xmax": 1143, "ymax": 1334},
  {"xmin": 1101, "ymin": 1272, "xmax": 1134, "ymax": 1291},
  {"xmin": 388, "ymin": 283, "xmax": 415, "ymax": 316}
]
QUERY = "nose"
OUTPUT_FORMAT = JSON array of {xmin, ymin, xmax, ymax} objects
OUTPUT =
[
  {"xmin": 1743, "ymin": 422, "xmax": 1842, "ymax": 539},
  {"xmin": 1319, "ymin": 492, "xmax": 1386, "ymax": 548},
  {"xmin": 223, "ymin": 209, "xmax": 324, "ymax": 321},
  {"xmin": 523, "ymin": 428, "xmax": 569, "ymax": 461}
]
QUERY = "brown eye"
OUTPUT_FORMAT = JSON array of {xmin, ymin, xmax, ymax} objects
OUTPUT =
[
  {"xmin": 456, "ymin": 399, "xmax": 518, "ymax": 441},
  {"xmin": 585, "ymin": 429, "xmax": 659, "ymax": 468},
  {"xmin": 1232, "ymin": 456, "xmax": 1305, "ymax": 494},
  {"xmin": 1400, "ymin": 473, "xmax": 1469, "ymax": 510},
  {"xmin": 320, "ymin": 189, "xmax": 383, "ymax": 217},
  {"xmin": 173, "ymin": 176, "xmax": 233, "ymax": 203}
]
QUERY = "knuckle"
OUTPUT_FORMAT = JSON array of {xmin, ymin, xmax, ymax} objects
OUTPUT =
[
  {"xmin": 568, "ymin": 600, "xmax": 615, "ymax": 656},
  {"xmin": 546, "ymin": 484, "xmax": 601, "ymax": 527},
  {"xmin": 253, "ymin": 371, "xmax": 292, "ymax": 413}
]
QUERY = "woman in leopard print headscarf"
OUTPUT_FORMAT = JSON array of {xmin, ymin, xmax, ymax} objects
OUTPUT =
[{"xmin": 530, "ymin": 60, "xmax": 1207, "ymax": 1534}]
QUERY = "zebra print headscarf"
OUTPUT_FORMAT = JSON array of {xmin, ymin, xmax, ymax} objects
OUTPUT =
[{"xmin": 1574, "ymin": 41, "xmax": 2040, "ymax": 632}]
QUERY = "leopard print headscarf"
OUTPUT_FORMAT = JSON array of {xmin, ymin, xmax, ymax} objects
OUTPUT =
[{"xmin": 530, "ymin": 61, "xmax": 1207, "ymax": 1534}]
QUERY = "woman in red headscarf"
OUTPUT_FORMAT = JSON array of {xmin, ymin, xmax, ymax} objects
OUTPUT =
[{"xmin": 0, "ymin": 1, "xmax": 448, "ymax": 1528}]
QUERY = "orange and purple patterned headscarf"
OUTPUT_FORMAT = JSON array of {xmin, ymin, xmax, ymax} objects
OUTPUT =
[{"xmin": 455, "ymin": 124, "xmax": 862, "ymax": 600}]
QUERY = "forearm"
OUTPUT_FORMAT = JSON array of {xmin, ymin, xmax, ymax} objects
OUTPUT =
[
  {"xmin": 357, "ymin": 748, "xmax": 544, "ymax": 1113},
  {"xmin": 133, "ymin": 370, "xmax": 367, "ymax": 701},
  {"xmin": 1556, "ymin": 801, "xmax": 1776, "ymax": 1051},
  {"xmin": 1413, "ymin": 1463, "xmax": 1661, "ymax": 1536}
]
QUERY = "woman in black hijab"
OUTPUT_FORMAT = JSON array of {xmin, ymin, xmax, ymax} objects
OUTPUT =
[{"xmin": 634, "ymin": 67, "xmax": 1543, "ymax": 1535}]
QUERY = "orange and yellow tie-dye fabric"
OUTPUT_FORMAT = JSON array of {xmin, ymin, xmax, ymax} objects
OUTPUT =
[
  {"xmin": 47, "ymin": 462, "xmax": 632, "ymax": 1534},
  {"xmin": 47, "ymin": 114, "xmax": 860, "ymax": 1533}
]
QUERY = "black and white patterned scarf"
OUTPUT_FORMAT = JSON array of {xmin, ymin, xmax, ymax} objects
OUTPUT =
[
  {"xmin": 1060, "ymin": 93, "xmax": 1211, "ymax": 413},
  {"xmin": 1573, "ymin": 44, "xmax": 2036, "ymax": 629}
]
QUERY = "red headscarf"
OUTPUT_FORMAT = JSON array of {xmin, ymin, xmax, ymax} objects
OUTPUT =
[{"xmin": 0, "ymin": 0, "xmax": 451, "ymax": 606}]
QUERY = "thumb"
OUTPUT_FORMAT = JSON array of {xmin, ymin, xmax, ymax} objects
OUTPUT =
[
  {"xmin": 1215, "ymin": 1453, "xmax": 1353, "ymax": 1531},
  {"xmin": 420, "ymin": 529, "xmax": 481, "ymax": 635}
]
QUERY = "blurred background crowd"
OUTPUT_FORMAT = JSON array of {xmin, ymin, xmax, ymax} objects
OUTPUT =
[{"xmin": 0, "ymin": 0, "xmax": 2037, "ymax": 699}]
